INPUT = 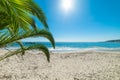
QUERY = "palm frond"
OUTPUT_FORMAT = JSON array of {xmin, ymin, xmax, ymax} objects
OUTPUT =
[
  {"xmin": 0, "ymin": 0, "xmax": 48, "ymax": 30},
  {"xmin": 0, "ymin": 0, "xmax": 55, "ymax": 62},
  {"xmin": 0, "ymin": 29, "xmax": 55, "ymax": 49},
  {"xmin": 0, "ymin": 44, "xmax": 50, "ymax": 62},
  {"xmin": 16, "ymin": 41, "xmax": 25, "ymax": 56}
]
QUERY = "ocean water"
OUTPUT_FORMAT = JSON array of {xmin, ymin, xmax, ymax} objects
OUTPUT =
[{"xmin": 8, "ymin": 42, "xmax": 120, "ymax": 53}]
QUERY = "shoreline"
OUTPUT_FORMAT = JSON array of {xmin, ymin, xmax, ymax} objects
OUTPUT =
[
  {"xmin": 0, "ymin": 50, "xmax": 120, "ymax": 80},
  {"xmin": 1, "ymin": 47, "xmax": 120, "ymax": 53}
]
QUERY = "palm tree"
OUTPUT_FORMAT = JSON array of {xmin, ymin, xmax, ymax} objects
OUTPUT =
[{"xmin": 0, "ymin": 0, "xmax": 55, "ymax": 62}]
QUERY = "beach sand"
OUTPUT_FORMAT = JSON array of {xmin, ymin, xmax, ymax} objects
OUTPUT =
[{"xmin": 0, "ymin": 50, "xmax": 120, "ymax": 80}]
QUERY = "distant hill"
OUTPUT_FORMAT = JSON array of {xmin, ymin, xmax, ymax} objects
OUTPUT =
[{"xmin": 106, "ymin": 39, "xmax": 120, "ymax": 42}]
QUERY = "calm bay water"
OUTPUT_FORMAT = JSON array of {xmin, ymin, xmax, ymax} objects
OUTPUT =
[{"xmin": 9, "ymin": 42, "xmax": 120, "ymax": 52}]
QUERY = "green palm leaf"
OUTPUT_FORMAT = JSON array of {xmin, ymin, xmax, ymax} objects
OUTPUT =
[
  {"xmin": 0, "ymin": 29, "xmax": 55, "ymax": 48},
  {"xmin": 0, "ymin": 0, "xmax": 55, "ymax": 62},
  {"xmin": 0, "ymin": 44, "xmax": 50, "ymax": 62},
  {"xmin": 0, "ymin": 0, "xmax": 48, "ymax": 30}
]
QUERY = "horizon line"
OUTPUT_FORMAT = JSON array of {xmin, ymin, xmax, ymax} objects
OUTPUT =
[{"xmin": 22, "ymin": 41, "xmax": 105, "ymax": 43}]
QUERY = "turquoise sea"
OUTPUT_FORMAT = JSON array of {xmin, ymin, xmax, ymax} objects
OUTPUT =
[{"xmin": 9, "ymin": 42, "xmax": 120, "ymax": 53}]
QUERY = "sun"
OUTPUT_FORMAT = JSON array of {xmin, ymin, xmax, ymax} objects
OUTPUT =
[{"xmin": 60, "ymin": 0, "xmax": 74, "ymax": 14}]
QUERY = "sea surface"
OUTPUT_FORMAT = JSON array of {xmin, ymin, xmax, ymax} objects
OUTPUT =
[{"xmin": 8, "ymin": 42, "xmax": 120, "ymax": 53}]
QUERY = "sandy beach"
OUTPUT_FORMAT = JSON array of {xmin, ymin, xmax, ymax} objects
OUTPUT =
[{"xmin": 0, "ymin": 50, "xmax": 120, "ymax": 80}]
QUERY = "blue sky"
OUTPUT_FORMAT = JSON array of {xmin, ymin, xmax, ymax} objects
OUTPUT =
[{"xmin": 24, "ymin": 0, "xmax": 120, "ymax": 42}]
